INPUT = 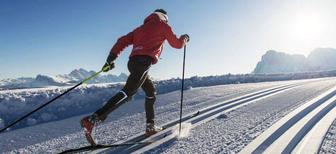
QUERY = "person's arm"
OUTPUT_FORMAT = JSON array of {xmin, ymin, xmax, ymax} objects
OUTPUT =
[
  {"xmin": 102, "ymin": 31, "xmax": 134, "ymax": 72},
  {"xmin": 108, "ymin": 31, "xmax": 134, "ymax": 61},
  {"xmin": 164, "ymin": 24, "xmax": 188, "ymax": 49}
]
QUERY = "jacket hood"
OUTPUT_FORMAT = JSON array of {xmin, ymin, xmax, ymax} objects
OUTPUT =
[{"xmin": 144, "ymin": 12, "xmax": 168, "ymax": 24}]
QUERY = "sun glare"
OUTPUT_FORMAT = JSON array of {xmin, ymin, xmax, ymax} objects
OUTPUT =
[{"xmin": 289, "ymin": 12, "xmax": 324, "ymax": 42}]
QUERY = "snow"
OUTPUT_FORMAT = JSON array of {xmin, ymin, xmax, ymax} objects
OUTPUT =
[
  {"xmin": 2, "ymin": 65, "xmax": 336, "ymax": 91},
  {"xmin": 240, "ymin": 85, "xmax": 336, "ymax": 153},
  {"xmin": 262, "ymin": 91, "xmax": 336, "ymax": 153},
  {"xmin": 1, "ymin": 75, "xmax": 306, "ymax": 132},
  {"xmin": 0, "ymin": 68, "xmax": 127, "ymax": 89},
  {"xmin": 0, "ymin": 78, "xmax": 336, "ymax": 153},
  {"xmin": 0, "ymin": 83, "xmax": 123, "ymax": 131},
  {"xmin": 293, "ymin": 100, "xmax": 336, "ymax": 154},
  {"xmin": 0, "ymin": 118, "xmax": 4, "ymax": 128},
  {"xmin": 0, "ymin": 80, "xmax": 287, "ymax": 153},
  {"xmin": 146, "ymin": 78, "xmax": 336, "ymax": 153},
  {"xmin": 172, "ymin": 122, "xmax": 192, "ymax": 139},
  {"xmin": 320, "ymin": 119, "xmax": 336, "ymax": 154}
]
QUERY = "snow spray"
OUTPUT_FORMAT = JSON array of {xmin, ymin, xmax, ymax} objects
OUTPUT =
[{"xmin": 172, "ymin": 122, "xmax": 192, "ymax": 139}]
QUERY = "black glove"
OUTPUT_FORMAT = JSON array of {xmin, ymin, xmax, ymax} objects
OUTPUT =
[
  {"xmin": 102, "ymin": 62, "xmax": 115, "ymax": 72},
  {"xmin": 181, "ymin": 34, "xmax": 190, "ymax": 42}
]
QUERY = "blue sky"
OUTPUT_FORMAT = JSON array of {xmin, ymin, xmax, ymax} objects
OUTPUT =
[{"xmin": 1, "ymin": 0, "xmax": 336, "ymax": 80}]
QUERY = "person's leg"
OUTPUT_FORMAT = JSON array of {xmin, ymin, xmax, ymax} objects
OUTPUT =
[
  {"xmin": 81, "ymin": 56, "xmax": 152, "ymax": 145},
  {"xmin": 94, "ymin": 57, "xmax": 152, "ymax": 121},
  {"xmin": 94, "ymin": 91, "xmax": 128, "ymax": 121},
  {"xmin": 142, "ymin": 76, "xmax": 162, "ymax": 135},
  {"xmin": 141, "ymin": 76, "xmax": 156, "ymax": 124}
]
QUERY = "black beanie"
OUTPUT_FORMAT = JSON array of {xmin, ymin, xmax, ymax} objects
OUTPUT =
[{"xmin": 154, "ymin": 9, "xmax": 167, "ymax": 15}]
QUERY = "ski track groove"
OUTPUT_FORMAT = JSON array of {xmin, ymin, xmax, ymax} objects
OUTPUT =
[
  {"xmin": 287, "ymin": 97, "xmax": 336, "ymax": 153},
  {"xmin": 240, "ymin": 84, "xmax": 336, "ymax": 154},
  {"xmin": 96, "ymin": 83, "xmax": 300, "ymax": 153},
  {"xmin": 3, "ymin": 78, "xmax": 334, "ymax": 153},
  {"xmin": 3, "ymin": 81, "xmax": 289, "ymax": 153},
  {"xmin": 145, "ymin": 78, "xmax": 336, "ymax": 154}
]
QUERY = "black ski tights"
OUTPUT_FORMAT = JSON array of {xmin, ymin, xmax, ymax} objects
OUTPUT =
[{"xmin": 95, "ymin": 56, "xmax": 156, "ymax": 123}]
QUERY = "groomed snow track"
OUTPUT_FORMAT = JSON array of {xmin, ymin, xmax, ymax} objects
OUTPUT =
[
  {"xmin": 240, "ymin": 85, "xmax": 336, "ymax": 154},
  {"xmin": 88, "ymin": 83, "xmax": 301, "ymax": 154}
]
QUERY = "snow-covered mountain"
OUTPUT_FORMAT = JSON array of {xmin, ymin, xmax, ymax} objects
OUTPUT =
[
  {"xmin": 56, "ymin": 68, "xmax": 128, "ymax": 84},
  {"xmin": 253, "ymin": 48, "xmax": 336, "ymax": 74},
  {"xmin": 0, "ymin": 68, "xmax": 128, "ymax": 89},
  {"xmin": 0, "ymin": 77, "xmax": 35, "ymax": 88},
  {"xmin": 307, "ymin": 48, "xmax": 336, "ymax": 71}
]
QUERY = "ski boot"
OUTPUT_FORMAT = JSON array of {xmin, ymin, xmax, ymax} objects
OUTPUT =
[
  {"xmin": 145, "ymin": 123, "xmax": 163, "ymax": 136},
  {"xmin": 80, "ymin": 114, "xmax": 101, "ymax": 146}
]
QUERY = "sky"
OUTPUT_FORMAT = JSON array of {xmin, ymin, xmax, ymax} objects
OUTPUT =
[{"xmin": 1, "ymin": 0, "xmax": 336, "ymax": 80}]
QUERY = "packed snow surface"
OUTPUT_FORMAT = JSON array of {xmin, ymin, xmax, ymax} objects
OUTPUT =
[
  {"xmin": 172, "ymin": 122, "xmax": 193, "ymax": 139},
  {"xmin": 0, "ymin": 77, "xmax": 335, "ymax": 153},
  {"xmin": 320, "ymin": 119, "xmax": 336, "ymax": 154},
  {"xmin": 147, "ymin": 78, "xmax": 336, "ymax": 154}
]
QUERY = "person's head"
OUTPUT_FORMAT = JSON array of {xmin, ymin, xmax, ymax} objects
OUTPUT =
[{"xmin": 154, "ymin": 9, "xmax": 168, "ymax": 23}]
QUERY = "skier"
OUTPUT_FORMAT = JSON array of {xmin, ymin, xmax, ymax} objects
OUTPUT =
[{"xmin": 80, "ymin": 9, "xmax": 189, "ymax": 145}]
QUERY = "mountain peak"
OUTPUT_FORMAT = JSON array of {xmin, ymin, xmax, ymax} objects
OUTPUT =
[
  {"xmin": 0, "ymin": 68, "xmax": 127, "ymax": 89},
  {"xmin": 68, "ymin": 68, "xmax": 94, "ymax": 80},
  {"xmin": 253, "ymin": 48, "xmax": 336, "ymax": 74},
  {"xmin": 265, "ymin": 50, "xmax": 277, "ymax": 54}
]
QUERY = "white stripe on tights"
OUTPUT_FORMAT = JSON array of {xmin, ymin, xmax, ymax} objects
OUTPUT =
[
  {"xmin": 146, "ymin": 96, "xmax": 155, "ymax": 99},
  {"xmin": 137, "ymin": 68, "xmax": 150, "ymax": 89},
  {"xmin": 115, "ymin": 90, "xmax": 128, "ymax": 105}
]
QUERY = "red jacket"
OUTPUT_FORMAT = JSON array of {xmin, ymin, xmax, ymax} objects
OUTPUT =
[{"xmin": 110, "ymin": 13, "xmax": 187, "ymax": 64}]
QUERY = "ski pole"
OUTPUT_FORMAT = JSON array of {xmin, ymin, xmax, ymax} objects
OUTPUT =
[
  {"xmin": 0, "ymin": 66, "xmax": 109, "ymax": 134},
  {"xmin": 179, "ymin": 45, "xmax": 187, "ymax": 134}
]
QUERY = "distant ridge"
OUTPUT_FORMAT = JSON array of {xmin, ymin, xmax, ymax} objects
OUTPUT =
[
  {"xmin": 253, "ymin": 48, "xmax": 336, "ymax": 74},
  {"xmin": 0, "ymin": 68, "xmax": 128, "ymax": 89}
]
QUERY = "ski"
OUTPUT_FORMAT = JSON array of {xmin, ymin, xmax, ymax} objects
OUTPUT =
[
  {"xmin": 191, "ymin": 111, "xmax": 200, "ymax": 117},
  {"xmin": 107, "ymin": 131, "xmax": 169, "ymax": 153},
  {"xmin": 59, "ymin": 142, "xmax": 154, "ymax": 154},
  {"xmin": 133, "ymin": 126, "xmax": 167, "ymax": 142},
  {"xmin": 63, "ymin": 127, "xmax": 167, "ymax": 153}
]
